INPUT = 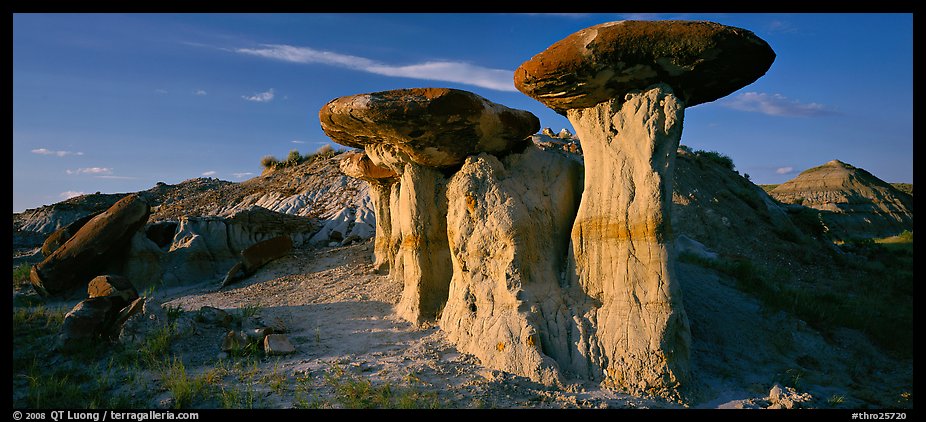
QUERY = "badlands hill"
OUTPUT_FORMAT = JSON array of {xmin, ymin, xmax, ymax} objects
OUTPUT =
[{"xmin": 768, "ymin": 160, "xmax": 913, "ymax": 240}]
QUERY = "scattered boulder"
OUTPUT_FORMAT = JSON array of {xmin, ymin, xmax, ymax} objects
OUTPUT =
[
  {"xmin": 195, "ymin": 306, "xmax": 233, "ymax": 327},
  {"xmin": 118, "ymin": 298, "xmax": 168, "ymax": 346},
  {"xmin": 220, "ymin": 235, "xmax": 293, "ymax": 288},
  {"xmin": 556, "ymin": 128, "xmax": 573, "ymax": 139},
  {"xmin": 221, "ymin": 331, "xmax": 248, "ymax": 352},
  {"xmin": 41, "ymin": 211, "xmax": 101, "ymax": 257},
  {"xmin": 57, "ymin": 274, "xmax": 144, "ymax": 351},
  {"xmin": 320, "ymin": 87, "xmax": 539, "ymax": 325},
  {"xmin": 765, "ymin": 384, "xmax": 813, "ymax": 409},
  {"xmin": 56, "ymin": 297, "xmax": 122, "ymax": 351},
  {"xmin": 674, "ymin": 235, "xmax": 718, "ymax": 261},
  {"xmin": 514, "ymin": 19, "xmax": 775, "ymax": 397},
  {"xmin": 31, "ymin": 194, "xmax": 151, "ymax": 297},
  {"xmin": 87, "ymin": 274, "xmax": 139, "ymax": 306},
  {"xmin": 264, "ymin": 334, "xmax": 296, "ymax": 355},
  {"xmin": 541, "ymin": 127, "xmax": 557, "ymax": 137}
]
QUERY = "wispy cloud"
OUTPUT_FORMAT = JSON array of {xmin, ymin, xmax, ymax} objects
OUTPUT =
[
  {"xmin": 60, "ymin": 191, "xmax": 86, "ymax": 200},
  {"xmin": 290, "ymin": 140, "xmax": 306, "ymax": 144},
  {"xmin": 235, "ymin": 44, "xmax": 516, "ymax": 92},
  {"xmin": 767, "ymin": 20, "xmax": 799, "ymax": 34},
  {"xmin": 202, "ymin": 170, "xmax": 217, "ymax": 176},
  {"xmin": 32, "ymin": 148, "xmax": 84, "ymax": 157},
  {"xmin": 232, "ymin": 172, "xmax": 254, "ymax": 179},
  {"xmin": 155, "ymin": 89, "xmax": 169, "ymax": 95},
  {"xmin": 242, "ymin": 88, "xmax": 274, "ymax": 103},
  {"xmin": 723, "ymin": 92, "xmax": 837, "ymax": 117},
  {"xmin": 194, "ymin": 89, "xmax": 208, "ymax": 96},
  {"xmin": 776, "ymin": 166, "xmax": 796, "ymax": 175},
  {"xmin": 66, "ymin": 167, "xmax": 112, "ymax": 175}
]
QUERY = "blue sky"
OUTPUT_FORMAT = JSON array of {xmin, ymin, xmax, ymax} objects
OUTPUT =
[{"xmin": 12, "ymin": 13, "xmax": 913, "ymax": 213}]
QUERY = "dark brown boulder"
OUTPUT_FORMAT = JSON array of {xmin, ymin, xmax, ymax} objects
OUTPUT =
[
  {"xmin": 220, "ymin": 235, "xmax": 293, "ymax": 288},
  {"xmin": 31, "ymin": 194, "xmax": 151, "ymax": 297},
  {"xmin": 514, "ymin": 20, "xmax": 776, "ymax": 113},
  {"xmin": 55, "ymin": 296, "xmax": 123, "ymax": 351},
  {"xmin": 87, "ymin": 274, "xmax": 139, "ymax": 309},
  {"xmin": 41, "ymin": 212, "xmax": 101, "ymax": 257},
  {"xmin": 319, "ymin": 88, "xmax": 539, "ymax": 168}
]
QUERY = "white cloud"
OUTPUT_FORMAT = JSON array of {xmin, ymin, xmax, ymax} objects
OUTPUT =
[
  {"xmin": 776, "ymin": 166, "xmax": 795, "ymax": 175},
  {"xmin": 232, "ymin": 172, "xmax": 254, "ymax": 179},
  {"xmin": 60, "ymin": 191, "xmax": 86, "ymax": 200},
  {"xmin": 32, "ymin": 148, "xmax": 84, "ymax": 157},
  {"xmin": 242, "ymin": 88, "xmax": 275, "ymax": 103},
  {"xmin": 66, "ymin": 167, "xmax": 112, "ymax": 175},
  {"xmin": 194, "ymin": 89, "xmax": 208, "ymax": 96},
  {"xmin": 202, "ymin": 170, "xmax": 217, "ymax": 176},
  {"xmin": 767, "ymin": 20, "xmax": 798, "ymax": 34},
  {"xmin": 235, "ymin": 44, "xmax": 517, "ymax": 92},
  {"xmin": 723, "ymin": 92, "xmax": 836, "ymax": 117},
  {"xmin": 291, "ymin": 140, "xmax": 306, "ymax": 144}
]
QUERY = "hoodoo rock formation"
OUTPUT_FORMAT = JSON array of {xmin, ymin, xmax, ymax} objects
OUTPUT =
[
  {"xmin": 320, "ymin": 88, "xmax": 539, "ymax": 325},
  {"xmin": 440, "ymin": 147, "xmax": 583, "ymax": 386},
  {"xmin": 515, "ymin": 20, "xmax": 775, "ymax": 396},
  {"xmin": 338, "ymin": 150, "xmax": 399, "ymax": 273}
]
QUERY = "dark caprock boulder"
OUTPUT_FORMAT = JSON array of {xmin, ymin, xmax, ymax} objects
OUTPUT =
[
  {"xmin": 220, "ymin": 235, "xmax": 293, "ymax": 288},
  {"xmin": 41, "ymin": 212, "xmax": 102, "ymax": 257},
  {"xmin": 31, "ymin": 194, "xmax": 151, "ymax": 297},
  {"xmin": 87, "ymin": 274, "xmax": 139, "ymax": 309}
]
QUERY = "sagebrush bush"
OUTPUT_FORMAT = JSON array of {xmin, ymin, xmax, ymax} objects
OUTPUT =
[
  {"xmin": 694, "ymin": 149, "xmax": 735, "ymax": 171},
  {"xmin": 313, "ymin": 144, "xmax": 334, "ymax": 157},
  {"xmin": 286, "ymin": 149, "xmax": 303, "ymax": 165},
  {"xmin": 260, "ymin": 155, "xmax": 280, "ymax": 169}
]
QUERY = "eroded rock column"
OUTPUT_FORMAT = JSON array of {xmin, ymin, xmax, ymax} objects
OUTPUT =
[
  {"xmin": 338, "ymin": 150, "xmax": 399, "ymax": 273},
  {"xmin": 566, "ymin": 84, "xmax": 690, "ymax": 394},
  {"xmin": 440, "ymin": 146, "xmax": 582, "ymax": 385},
  {"xmin": 319, "ymin": 88, "xmax": 539, "ymax": 326},
  {"xmin": 514, "ymin": 19, "xmax": 776, "ymax": 396}
]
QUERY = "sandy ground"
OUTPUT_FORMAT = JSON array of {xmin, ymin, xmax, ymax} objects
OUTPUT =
[{"xmin": 158, "ymin": 240, "xmax": 670, "ymax": 409}]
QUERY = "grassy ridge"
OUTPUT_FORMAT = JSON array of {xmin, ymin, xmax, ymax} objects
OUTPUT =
[{"xmin": 681, "ymin": 232, "xmax": 913, "ymax": 358}]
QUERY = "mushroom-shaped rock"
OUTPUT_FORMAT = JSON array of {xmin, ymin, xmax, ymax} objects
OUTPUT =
[
  {"xmin": 515, "ymin": 20, "xmax": 775, "ymax": 397},
  {"xmin": 31, "ymin": 194, "xmax": 151, "ymax": 297},
  {"xmin": 319, "ymin": 88, "xmax": 539, "ymax": 325},
  {"xmin": 515, "ymin": 20, "xmax": 775, "ymax": 114},
  {"xmin": 338, "ymin": 150, "xmax": 399, "ymax": 272},
  {"xmin": 320, "ymin": 88, "xmax": 539, "ymax": 169}
]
